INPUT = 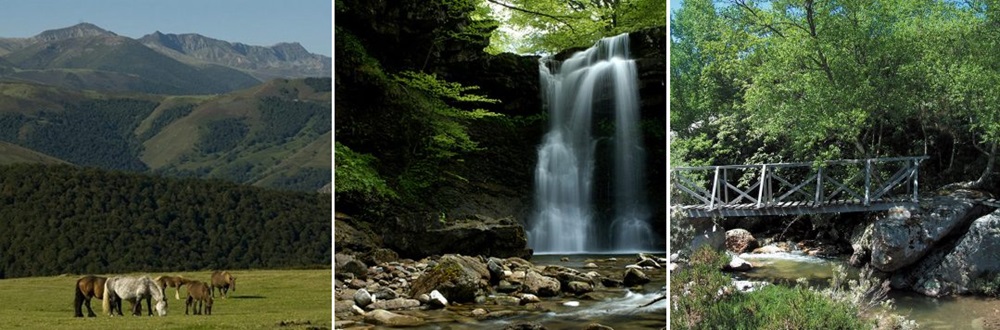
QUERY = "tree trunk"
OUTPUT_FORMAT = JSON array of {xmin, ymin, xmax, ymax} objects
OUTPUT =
[{"xmin": 971, "ymin": 142, "xmax": 996, "ymax": 189}]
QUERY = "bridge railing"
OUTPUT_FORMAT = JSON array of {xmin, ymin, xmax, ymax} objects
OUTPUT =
[{"xmin": 672, "ymin": 156, "xmax": 929, "ymax": 212}]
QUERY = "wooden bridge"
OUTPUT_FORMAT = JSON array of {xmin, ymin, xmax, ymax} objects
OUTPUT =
[{"xmin": 672, "ymin": 156, "xmax": 929, "ymax": 218}]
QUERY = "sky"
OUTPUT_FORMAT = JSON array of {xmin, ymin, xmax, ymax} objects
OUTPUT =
[{"xmin": 0, "ymin": 0, "xmax": 332, "ymax": 56}]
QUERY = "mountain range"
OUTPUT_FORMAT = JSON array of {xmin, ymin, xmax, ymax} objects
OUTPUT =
[
  {"xmin": 0, "ymin": 23, "xmax": 331, "ymax": 192},
  {"xmin": 0, "ymin": 23, "xmax": 330, "ymax": 94}
]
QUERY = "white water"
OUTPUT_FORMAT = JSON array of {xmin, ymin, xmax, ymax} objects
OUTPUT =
[{"xmin": 529, "ymin": 33, "xmax": 655, "ymax": 253}]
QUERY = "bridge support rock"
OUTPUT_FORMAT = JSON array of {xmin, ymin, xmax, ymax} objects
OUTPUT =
[
  {"xmin": 892, "ymin": 210, "xmax": 1000, "ymax": 296},
  {"xmin": 868, "ymin": 191, "xmax": 992, "ymax": 272}
]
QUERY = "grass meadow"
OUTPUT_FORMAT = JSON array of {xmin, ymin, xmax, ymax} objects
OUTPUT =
[{"xmin": 0, "ymin": 269, "xmax": 331, "ymax": 329}]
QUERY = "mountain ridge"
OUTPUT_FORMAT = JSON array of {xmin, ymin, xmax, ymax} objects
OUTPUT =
[{"xmin": 0, "ymin": 23, "xmax": 329, "ymax": 93}]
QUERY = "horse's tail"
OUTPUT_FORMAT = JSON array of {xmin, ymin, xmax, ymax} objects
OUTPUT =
[{"xmin": 101, "ymin": 279, "xmax": 111, "ymax": 315}]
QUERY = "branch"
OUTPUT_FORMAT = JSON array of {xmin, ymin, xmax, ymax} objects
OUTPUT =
[{"xmin": 487, "ymin": 0, "xmax": 577, "ymax": 32}]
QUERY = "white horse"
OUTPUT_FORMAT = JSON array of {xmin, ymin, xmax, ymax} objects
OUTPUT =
[{"xmin": 102, "ymin": 276, "xmax": 167, "ymax": 316}]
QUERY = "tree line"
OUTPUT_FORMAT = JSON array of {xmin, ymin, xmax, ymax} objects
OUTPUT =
[{"xmin": 0, "ymin": 164, "xmax": 330, "ymax": 279}]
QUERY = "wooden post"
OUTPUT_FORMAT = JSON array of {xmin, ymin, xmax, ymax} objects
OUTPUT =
[
  {"xmin": 815, "ymin": 166, "xmax": 823, "ymax": 206},
  {"xmin": 710, "ymin": 167, "xmax": 720, "ymax": 210},
  {"xmin": 912, "ymin": 159, "xmax": 919, "ymax": 203},
  {"xmin": 864, "ymin": 159, "xmax": 871, "ymax": 206},
  {"xmin": 757, "ymin": 165, "xmax": 767, "ymax": 208}
]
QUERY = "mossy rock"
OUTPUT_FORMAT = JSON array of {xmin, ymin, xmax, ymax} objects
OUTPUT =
[{"xmin": 409, "ymin": 255, "xmax": 490, "ymax": 302}]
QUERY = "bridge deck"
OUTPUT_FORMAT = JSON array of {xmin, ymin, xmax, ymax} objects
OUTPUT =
[{"xmin": 678, "ymin": 199, "xmax": 917, "ymax": 218}]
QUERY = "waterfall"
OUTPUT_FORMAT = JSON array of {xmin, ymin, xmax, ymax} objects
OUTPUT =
[{"xmin": 528, "ymin": 33, "xmax": 656, "ymax": 253}]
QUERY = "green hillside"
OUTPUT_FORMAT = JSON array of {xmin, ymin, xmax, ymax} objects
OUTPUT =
[
  {"xmin": 0, "ymin": 79, "xmax": 331, "ymax": 191},
  {"xmin": 0, "ymin": 141, "xmax": 67, "ymax": 165},
  {"xmin": 0, "ymin": 164, "xmax": 330, "ymax": 279}
]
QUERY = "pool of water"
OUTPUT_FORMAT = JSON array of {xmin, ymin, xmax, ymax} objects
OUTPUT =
[{"xmin": 736, "ymin": 252, "xmax": 1000, "ymax": 329}]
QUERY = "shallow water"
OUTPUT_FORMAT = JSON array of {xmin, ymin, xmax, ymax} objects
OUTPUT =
[
  {"xmin": 736, "ymin": 252, "xmax": 1000, "ymax": 329},
  {"xmin": 372, "ymin": 253, "xmax": 667, "ymax": 330}
]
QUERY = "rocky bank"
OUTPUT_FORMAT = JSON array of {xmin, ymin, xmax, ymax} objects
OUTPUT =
[{"xmin": 334, "ymin": 253, "xmax": 667, "ymax": 329}]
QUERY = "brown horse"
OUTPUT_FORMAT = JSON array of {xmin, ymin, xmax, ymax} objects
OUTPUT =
[
  {"xmin": 74, "ymin": 275, "xmax": 107, "ymax": 317},
  {"xmin": 210, "ymin": 271, "xmax": 236, "ymax": 299},
  {"xmin": 185, "ymin": 281, "xmax": 213, "ymax": 315},
  {"xmin": 154, "ymin": 275, "xmax": 190, "ymax": 300}
]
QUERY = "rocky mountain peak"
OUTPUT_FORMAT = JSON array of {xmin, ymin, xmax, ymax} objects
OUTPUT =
[{"xmin": 33, "ymin": 23, "xmax": 116, "ymax": 42}]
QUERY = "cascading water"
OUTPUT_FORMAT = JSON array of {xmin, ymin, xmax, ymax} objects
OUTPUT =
[{"xmin": 528, "ymin": 33, "xmax": 657, "ymax": 253}]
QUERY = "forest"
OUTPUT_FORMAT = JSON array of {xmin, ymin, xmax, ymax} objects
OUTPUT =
[
  {"xmin": 672, "ymin": 0, "xmax": 1000, "ymax": 190},
  {"xmin": 0, "ymin": 164, "xmax": 330, "ymax": 279}
]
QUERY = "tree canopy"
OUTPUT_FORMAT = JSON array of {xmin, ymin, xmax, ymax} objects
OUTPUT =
[
  {"xmin": 485, "ymin": 0, "xmax": 667, "ymax": 54},
  {"xmin": 672, "ymin": 0, "xmax": 1000, "ymax": 189}
]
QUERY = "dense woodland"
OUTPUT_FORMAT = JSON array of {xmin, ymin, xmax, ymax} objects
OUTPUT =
[
  {"xmin": 0, "ymin": 164, "xmax": 330, "ymax": 279},
  {"xmin": 672, "ymin": 0, "xmax": 1000, "ymax": 191}
]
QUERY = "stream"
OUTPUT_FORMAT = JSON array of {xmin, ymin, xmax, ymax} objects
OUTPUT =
[{"xmin": 736, "ymin": 251, "xmax": 1000, "ymax": 329}]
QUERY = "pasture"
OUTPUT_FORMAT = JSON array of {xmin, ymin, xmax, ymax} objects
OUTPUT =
[{"xmin": 0, "ymin": 269, "xmax": 331, "ymax": 329}]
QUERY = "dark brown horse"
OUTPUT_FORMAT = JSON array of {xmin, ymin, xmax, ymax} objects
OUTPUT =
[
  {"xmin": 185, "ymin": 281, "xmax": 213, "ymax": 315},
  {"xmin": 154, "ymin": 275, "xmax": 190, "ymax": 300},
  {"xmin": 210, "ymin": 271, "xmax": 236, "ymax": 299},
  {"xmin": 74, "ymin": 275, "xmax": 107, "ymax": 317}
]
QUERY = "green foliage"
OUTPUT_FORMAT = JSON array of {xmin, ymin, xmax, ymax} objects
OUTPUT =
[
  {"xmin": 486, "ymin": 0, "xmax": 666, "ymax": 54},
  {"xmin": 0, "ymin": 164, "xmax": 330, "ymax": 278},
  {"xmin": 252, "ymin": 96, "xmax": 330, "ymax": 145},
  {"xmin": 969, "ymin": 271, "xmax": 1000, "ymax": 297},
  {"xmin": 196, "ymin": 118, "xmax": 249, "ymax": 154},
  {"xmin": 13, "ymin": 98, "xmax": 157, "ymax": 171},
  {"xmin": 671, "ymin": 0, "xmax": 1000, "ymax": 186},
  {"xmin": 334, "ymin": 142, "xmax": 396, "ymax": 201},
  {"xmin": 671, "ymin": 246, "xmax": 873, "ymax": 329}
]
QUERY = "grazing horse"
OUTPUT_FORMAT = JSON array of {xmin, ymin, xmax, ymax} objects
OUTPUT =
[
  {"xmin": 154, "ymin": 275, "xmax": 190, "ymax": 300},
  {"xmin": 102, "ymin": 276, "xmax": 167, "ymax": 317},
  {"xmin": 185, "ymin": 281, "xmax": 214, "ymax": 315},
  {"xmin": 210, "ymin": 271, "xmax": 236, "ymax": 299},
  {"xmin": 74, "ymin": 275, "xmax": 107, "ymax": 317}
]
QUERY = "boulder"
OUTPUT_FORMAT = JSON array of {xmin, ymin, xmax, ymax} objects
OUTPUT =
[
  {"xmin": 487, "ymin": 258, "xmax": 505, "ymax": 283},
  {"xmin": 494, "ymin": 296, "xmax": 522, "ymax": 306},
  {"xmin": 689, "ymin": 222, "xmax": 725, "ymax": 252},
  {"xmin": 583, "ymin": 263, "xmax": 599, "ymax": 268},
  {"xmin": 409, "ymin": 254, "xmax": 491, "ymax": 303},
  {"xmin": 567, "ymin": 281, "xmax": 593, "ymax": 295},
  {"xmin": 521, "ymin": 271, "xmax": 561, "ymax": 297},
  {"xmin": 364, "ymin": 309, "xmax": 425, "ymax": 327},
  {"xmin": 519, "ymin": 293, "xmax": 541, "ymax": 304},
  {"xmin": 367, "ymin": 298, "xmax": 421, "ymax": 311},
  {"xmin": 751, "ymin": 244, "xmax": 787, "ymax": 254},
  {"xmin": 335, "ymin": 253, "xmax": 369, "ymax": 280},
  {"xmin": 334, "ymin": 299, "xmax": 356, "ymax": 314},
  {"xmin": 585, "ymin": 324, "xmax": 615, "ymax": 330},
  {"xmin": 428, "ymin": 290, "xmax": 448, "ymax": 308},
  {"xmin": 725, "ymin": 228, "xmax": 758, "ymax": 254},
  {"xmin": 895, "ymin": 211, "xmax": 1000, "ymax": 296},
  {"xmin": 722, "ymin": 255, "xmax": 752, "ymax": 272},
  {"xmin": 503, "ymin": 322, "xmax": 548, "ymax": 330},
  {"xmin": 870, "ymin": 192, "xmax": 991, "ymax": 272},
  {"xmin": 353, "ymin": 289, "xmax": 374, "ymax": 308},
  {"xmin": 623, "ymin": 268, "xmax": 651, "ymax": 286}
]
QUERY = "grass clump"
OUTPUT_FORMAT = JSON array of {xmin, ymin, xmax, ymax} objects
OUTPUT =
[{"xmin": 670, "ymin": 246, "xmax": 911, "ymax": 329}]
